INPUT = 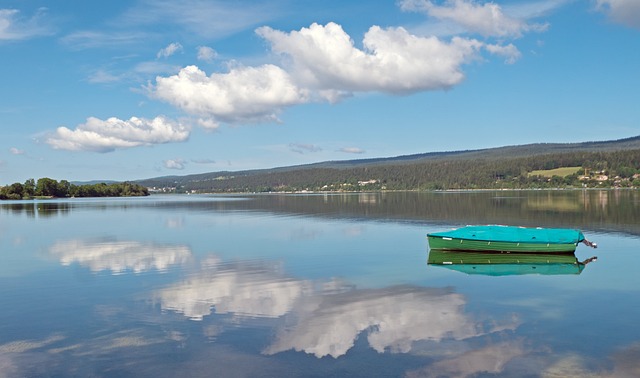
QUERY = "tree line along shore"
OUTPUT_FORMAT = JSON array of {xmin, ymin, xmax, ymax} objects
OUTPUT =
[
  {"xmin": 140, "ymin": 150, "xmax": 640, "ymax": 193},
  {"xmin": 0, "ymin": 178, "xmax": 149, "ymax": 200},
  {"xmin": 5, "ymin": 148, "xmax": 640, "ymax": 198}
]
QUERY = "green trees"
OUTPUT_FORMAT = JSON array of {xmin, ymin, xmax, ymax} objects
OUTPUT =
[{"xmin": 0, "ymin": 178, "xmax": 149, "ymax": 200}]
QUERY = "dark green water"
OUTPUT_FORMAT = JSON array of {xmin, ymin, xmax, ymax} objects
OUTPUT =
[{"xmin": 1, "ymin": 191, "xmax": 638, "ymax": 377}]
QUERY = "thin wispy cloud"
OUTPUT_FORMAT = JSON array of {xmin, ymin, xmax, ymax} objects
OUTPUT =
[
  {"xmin": 9, "ymin": 147, "xmax": 25, "ymax": 155},
  {"xmin": 399, "ymin": 0, "xmax": 548, "ymax": 38},
  {"xmin": 157, "ymin": 42, "xmax": 183, "ymax": 58},
  {"xmin": 289, "ymin": 143, "xmax": 322, "ymax": 154},
  {"xmin": 119, "ymin": 0, "xmax": 280, "ymax": 39},
  {"xmin": 191, "ymin": 158, "xmax": 216, "ymax": 164},
  {"xmin": 60, "ymin": 30, "xmax": 149, "ymax": 49},
  {"xmin": 0, "ymin": 8, "xmax": 53, "ymax": 42}
]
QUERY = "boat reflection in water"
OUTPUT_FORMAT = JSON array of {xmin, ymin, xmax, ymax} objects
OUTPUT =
[{"xmin": 428, "ymin": 249, "xmax": 597, "ymax": 276}]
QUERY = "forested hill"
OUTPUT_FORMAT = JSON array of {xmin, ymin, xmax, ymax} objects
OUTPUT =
[{"xmin": 136, "ymin": 136, "xmax": 640, "ymax": 192}]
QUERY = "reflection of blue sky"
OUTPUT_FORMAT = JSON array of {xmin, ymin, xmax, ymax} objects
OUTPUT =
[{"xmin": 49, "ymin": 239, "xmax": 192, "ymax": 274}]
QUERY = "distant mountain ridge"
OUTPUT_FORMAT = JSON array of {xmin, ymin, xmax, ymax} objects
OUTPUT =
[{"xmin": 135, "ymin": 135, "xmax": 640, "ymax": 192}]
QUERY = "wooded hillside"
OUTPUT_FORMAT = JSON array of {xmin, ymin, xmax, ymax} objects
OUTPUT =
[{"xmin": 136, "ymin": 136, "xmax": 640, "ymax": 193}]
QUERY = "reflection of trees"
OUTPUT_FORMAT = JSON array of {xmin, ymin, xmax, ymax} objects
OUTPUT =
[
  {"xmin": 9, "ymin": 190, "xmax": 640, "ymax": 234},
  {"xmin": 222, "ymin": 191, "xmax": 640, "ymax": 235},
  {"xmin": 49, "ymin": 240, "xmax": 192, "ymax": 274},
  {"xmin": 0, "ymin": 202, "xmax": 71, "ymax": 218}
]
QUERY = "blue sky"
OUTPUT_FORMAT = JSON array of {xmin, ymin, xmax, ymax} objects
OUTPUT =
[{"xmin": 1, "ymin": 0, "xmax": 639, "ymax": 184}]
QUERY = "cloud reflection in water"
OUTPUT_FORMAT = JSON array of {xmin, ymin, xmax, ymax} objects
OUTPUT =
[
  {"xmin": 158, "ymin": 257, "xmax": 314, "ymax": 320},
  {"xmin": 156, "ymin": 255, "xmax": 519, "ymax": 359},
  {"xmin": 266, "ymin": 286, "xmax": 519, "ymax": 358},
  {"xmin": 49, "ymin": 239, "xmax": 192, "ymax": 274}
]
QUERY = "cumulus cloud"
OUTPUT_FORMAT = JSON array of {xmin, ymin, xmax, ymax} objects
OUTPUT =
[
  {"xmin": 164, "ymin": 158, "xmax": 187, "ymax": 170},
  {"xmin": 150, "ymin": 11, "xmax": 538, "ymax": 126},
  {"xmin": 0, "ymin": 8, "xmax": 52, "ymax": 41},
  {"xmin": 596, "ymin": 0, "xmax": 640, "ymax": 29},
  {"xmin": 9, "ymin": 147, "xmax": 24, "ymax": 155},
  {"xmin": 289, "ymin": 143, "xmax": 322, "ymax": 154},
  {"xmin": 197, "ymin": 46, "xmax": 218, "ymax": 62},
  {"xmin": 257, "ymin": 22, "xmax": 484, "ymax": 95},
  {"xmin": 150, "ymin": 64, "xmax": 309, "ymax": 124},
  {"xmin": 157, "ymin": 42, "xmax": 183, "ymax": 58},
  {"xmin": 399, "ymin": 0, "xmax": 548, "ymax": 38},
  {"xmin": 46, "ymin": 116, "xmax": 190, "ymax": 152}
]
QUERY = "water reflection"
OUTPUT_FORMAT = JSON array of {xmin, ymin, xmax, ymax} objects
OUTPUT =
[
  {"xmin": 3, "ymin": 193, "xmax": 640, "ymax": 376},
  {"xmin": 265, "ymin": 285, "xmax": 519, "ymax": 359},
  {"xmin": 49, "ymin": 239, "xmax": 192, "ymax": 274},
  {"xmin": 428, "ymin": 250, "xmax": 598, "ymax": 276},
  {"xmin": 156, "ymin": 253, "xmax": 520, "ymax": 359},
  {"xmin": 406, "ymin": 340, "xmax": 527, "ymax": 378},
  {"xmin": 0, "ymin": 201, "xmax": 72, "ymax": 218},
  {"xmin": 157, "ymin": 257, "xmax": 313, "ymax": 320}
]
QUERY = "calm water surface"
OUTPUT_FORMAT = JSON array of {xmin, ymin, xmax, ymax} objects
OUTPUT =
[{"xmin": 1, "ymin": 191, "xmax": 639, "ymax": 377}]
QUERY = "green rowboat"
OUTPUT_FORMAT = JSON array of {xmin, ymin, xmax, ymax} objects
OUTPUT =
[
  {"xmin": 427, "ymin": 225, "xmax": 597, "ymax": 253},
  {"xmin": 427, "ymin": 250, "xmax": 597, "ymax": 276}
]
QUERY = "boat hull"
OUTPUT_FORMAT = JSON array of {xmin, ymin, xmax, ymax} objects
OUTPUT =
[{"xmin": 427, "ymin": 235, "xmax": 578, "ymax": 253}]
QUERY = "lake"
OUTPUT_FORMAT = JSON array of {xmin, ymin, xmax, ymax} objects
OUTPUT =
[{"xmin": 1, "ymin": 190, "xmax": 639, "ymax": 377}]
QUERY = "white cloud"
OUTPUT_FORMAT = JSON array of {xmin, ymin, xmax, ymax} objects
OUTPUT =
[
  {"xmin": 9, "ymin": 147, "xmax": 24, "ymax": 155},
  {"xmin": 258, "ymin": 22, "xmax": 484, "ymax": 95},
  {"xmin": 150, "ymin": 64, "xmax": 309, "ymax": 124},
  {"xmin": 46, "ymin": 116, "xmax": 190, "ymax": 152},
  {"xmin": 485, "ymin": 42, "xmax": 522, "ymax": 64},
  {"xmin": 164, "ymin": 158, "xmax": 187, "ymax": 170},
  {"xmin": 87, "ymin": 69, "xmax": 124, "ymax": 84},
  {"xmin": 195, "ymin": 117, "xmax": 220, "ymax": 130},
  {"xmin": 339, "ymin": 147, "xmax": 365, "ymax": 154},
  {"xmin": 289, "ymin": 143, "xmax": 322, "ymax": 154},
  {"xmin": 399, "ymin": 0, "xmax": 548, "ymax": 38},
  {"xmin": 596, "ymin": 0, "xmax": 640, "ymax": 29},
  {"xmin": 157, "ymin": 42, "xmax": 183, "ymax": 58},
  {"xmin": 0, "ymin": 8, "xmax": 52, "ymax": 41},
  {"xmin": 150, "ymin": 20, "xmax": 531, "ymax": 126},
  {"xmin": 197, "ymin": 46, "xmax": 218, "ymax": 62}
]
